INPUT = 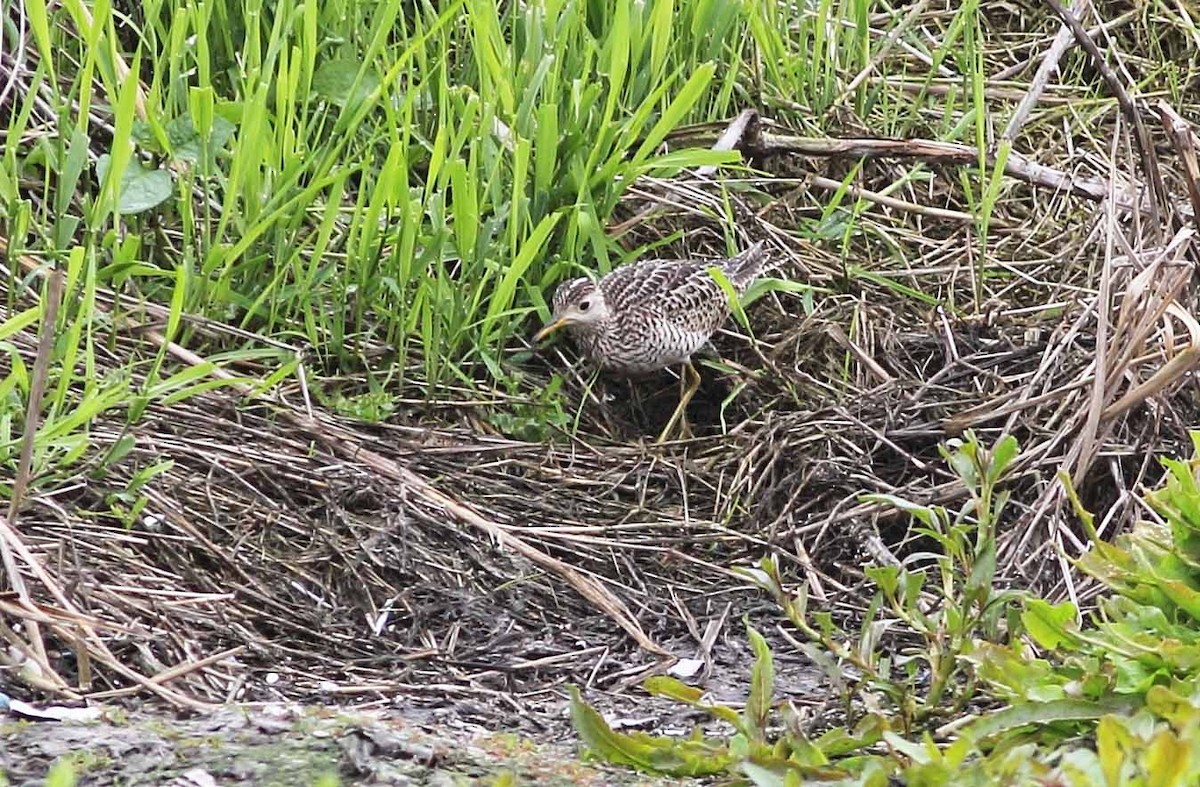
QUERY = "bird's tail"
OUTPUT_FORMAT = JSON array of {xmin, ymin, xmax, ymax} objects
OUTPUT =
[{"xmin": 722, "ymin": 241, "xmax": 771, "ymax": 292}]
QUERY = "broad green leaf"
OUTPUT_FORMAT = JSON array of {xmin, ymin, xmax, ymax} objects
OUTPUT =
[
  {"xmin": 643, "ymin": 675, "xmax": 741, "ymax": 727},
  {"xmin": 740, "ymin": 761, "xmax": 790, "ymax": 787},
  {"xmin": 568, "ymin": 685, "xmax": 659, "ymax": 771},
  {"xmin": 967, "ymin": 697, "xmax": 1143, "ymax": 742},
  {"xmin": 96, "ymin": 154, "xmax": 174, "ymax": 215},
  {"xmin": 1155, "ymin": 578, "xmax": 1200, "ymax": 622},
  {"xmin": 865, "ymin": 566, "xmax": 900, "ymax": 598},
  {"xmin": 643, "ymin": 675, "xmax": 703, "ymax": 703},
  {"xmin": 946, "ymin": 446, "xmax": 979, "ymax": 489},
  {"xmin": 881, "ymin": 732, "xmax": 933, "ymax": 765},
  {"xmin": 1097, "ymin": 715, "xmax": 1132, "ymax": 787},
  {"xmin": 567, "ymin": 686, "xmax": 735, "ymax": 776},
  {"xmin": 987, "ymin": 434, "xmax": 1020, "ymax": 484},
  {"xmin": 818, "ymin": 714, "xmax": 887, "ymax": 757},
  {"xmin": 1021, "ymin": 599, "xmax": 1077, "ymax": 650},
  {"xmin": 312, "ymin": 59, "xmax": 381, "ymax": 108},
  {"xmin": 1144, "ymin": 728, "xmax": 1188, "ymax": 787},
  {"xmin": 163, "ymin": 114, "xmax": 236, "ymax": 165}
]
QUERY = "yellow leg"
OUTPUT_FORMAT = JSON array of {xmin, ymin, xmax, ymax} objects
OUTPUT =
[{"xmin": 657, "ymin": 361, "xmax": 700, "ymax": 443}]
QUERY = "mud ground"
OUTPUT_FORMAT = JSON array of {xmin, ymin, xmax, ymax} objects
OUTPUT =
[
  {"xmin": 0, "ymin": 701, "xmax": 679, "ymax": 786},
  {"xmin": 0, "ymin": 616, "xmax": 828, "ymax": 785}
]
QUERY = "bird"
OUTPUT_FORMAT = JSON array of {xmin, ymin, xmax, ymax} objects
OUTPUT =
[{"xmin": 534, "ymin": 241, "xmax": 770, "ymax": 441}]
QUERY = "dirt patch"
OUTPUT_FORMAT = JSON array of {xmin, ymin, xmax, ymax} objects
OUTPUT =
[
  {"xmin": 1, "ymin": 632, "xmax": 830, "ymax": 785},
  {"xmin": 0, "ymin": 703, "xmax": 676, "ymax": 786}
]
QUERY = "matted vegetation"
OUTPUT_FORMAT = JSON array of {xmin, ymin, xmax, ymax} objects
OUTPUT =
[{"xmin": 4, "ymin": 0, "xmax": 1200, "ymax": 783}]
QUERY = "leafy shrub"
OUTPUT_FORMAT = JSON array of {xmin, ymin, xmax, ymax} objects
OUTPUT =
[{"xmin": 570, "ymin": 433, "xmax": 1200, "ymax": 785}]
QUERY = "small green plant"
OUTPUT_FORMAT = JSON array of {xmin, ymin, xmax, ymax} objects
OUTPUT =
[
  {"xmin": 570, "ymin": 619, "xmax": 887, "ymax": 782},
  {"xmin": 485, "ymin": 372, "xmax": 573, "ymax": 441},
  {"xmin": 43, "ymin": 759, "xmax": 77, "ymax": 787},
  {"xmin": 320, "ymin": 388, "xmax": 398, "ymax": 422},
  {"xmin": 570, "ymin": 434, "xmax": 1028, "ymax": 782},
  {"xmin": 571, "ymin": 432, "xmax": 1200, "ymax": 784},
  {"xmin": 743, "ymin": 432, "xmax": 1023, "ymax": 734}
]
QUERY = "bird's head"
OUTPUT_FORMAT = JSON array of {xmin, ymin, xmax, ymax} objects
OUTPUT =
[{"xmin": 534, "ymin": 277, "xmax": 609, "ymax": 342}]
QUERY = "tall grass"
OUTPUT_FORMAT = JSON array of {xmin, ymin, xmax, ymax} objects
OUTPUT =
[
  {"xmin": 8, "ymin": 0, "xmax": 894, "ymax": 382},
  {"xmin": 0, "ymin": 0, "xmax": 946, "ymax": 491}
]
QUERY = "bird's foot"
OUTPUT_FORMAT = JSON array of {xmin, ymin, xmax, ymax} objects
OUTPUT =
[
  {"xmin": 654, "ymin": 361, "xmax": 700, "ymax": 444},
  {"xmin": 655, "ymin": 414, "xmax": 684, "ymax": 444}
]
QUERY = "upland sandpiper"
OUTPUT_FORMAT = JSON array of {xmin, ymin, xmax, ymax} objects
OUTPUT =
[{"xmin": 534, "ymin": 242, "xmax": 769, "ymax": 441}]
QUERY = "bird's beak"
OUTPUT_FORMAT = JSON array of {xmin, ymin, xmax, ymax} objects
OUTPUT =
[{"xmin": 534, "ymin": 317, "xmax": 569, "ymax": 343}]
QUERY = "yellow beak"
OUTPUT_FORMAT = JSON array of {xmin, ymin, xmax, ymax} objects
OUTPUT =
[{"xmin": 534, "ymin": 317, "xmax": 569, "ymax": 343}]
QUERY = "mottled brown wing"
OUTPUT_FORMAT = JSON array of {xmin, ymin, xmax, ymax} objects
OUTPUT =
[
  {"xmin": 598, "ymin": 259, "xmax": 706, "ymax": 310},
  {"xmin": 604, "ymin": 259, "xmax": 732, "ymax": 340},
  {"xmin": 601, "ymin": 245, "xmax": 766, "ymax": 309}
]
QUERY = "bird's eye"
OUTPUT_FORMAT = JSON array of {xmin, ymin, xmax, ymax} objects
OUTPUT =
[{"xmin": 578, "ymin": 299, "xmax": 591, "ymax": 311}]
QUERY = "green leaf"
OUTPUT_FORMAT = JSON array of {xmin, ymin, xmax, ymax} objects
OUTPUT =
[
  {"xmin": 312, "ymin": 59, "xmax": 381, "ymax": 108},
  {"xmin": 631, "ymin": 62, "xmax": 715, "ymax": 162},
  {"xmin": 95, "ymin": 154, "xmax": 174, "ymax": 215},
  {"xmin": 740, "ymin": 277, "xmax": 818, "ymax": 310},
  {"xmin": 865, "ymin": 565, "xmax": 900, "ymax": 598},
  {"xmin": 1155, "ymin": 577, "xmax": 1200, "ymax": 622},
  {"xmin": 966, "ymin": 538, "xmax": 996, "ymax": 598},
  {"xmin": 881, "ymin": 732, "xmax": 933, "ymax": 765},
  {"xmin": 636, "ymin": 147, "xmax": 740, "ymax": 175},
  {"xmin": 44, "ymin": 759, "xmax": 77, "ymax": 787},
  {"xmin": 99, "ymin": 434, "xmax": 137, "ymax": 469},
  {"xmin": 986, "ymin": 434, "xmax": 1020, "ymax": 484},
  {"xmin": 902, "ymin": 571, "xmax": 926, "ymax": 610},
  {"xmin": 815, "ymin": 714, "xmax": 886, "ymax": 757},
  {"xmin": 1021, "ymin": 598, "xmax": 1077, "ymax": 650},
  {"xmin": 162, "ymin": 114, "xmax": 237, "ymax": 165},
  {"xmin": 1097, "ymin": 714, "xmax": 1132, "ymax": 787},
  {"xmin": 860, "ymin": 493, "xmax": 937, "ymax": 526},
  {"xmin": 966, "ymin": 696, "xmax": 1144, "ymax": 742},
  {"xmin": 706, "ymin": 265, "xmax": 750, "ymax": 331},
  {"xmin": 567, "ymin": 686, "xmax": 735, "ymax": 776},
  {"xmin": 1144, "ymin": 728, "xmax": 1189, "ymax": 787},
  {"xmin": 483, "ymin": 210, "xmax": 561, "ymax": 336},
  {"xmin": 643, "ymin": 675, "xmax": 742, "ymax": 727},
  {"xmin": 0, "ymin": 307, "xmax": 40, "ymax": 342},
  {"xmin": 568, "ymin": 685, "xmax": 660, "ymax": 771},
  {"xmin": 741, "ymin": 761, "xmax": 790, "ymax": 787},
  {"xmin": 946, "ymin": 446, "xmax": 979, "ymax": 489},
  {"xmin": 643, "ymin": 675, "xmax": 703, "ymax": 703},
  {"xmin": 745, "ymin": 621, "xmax": 775, "ymax": 742}
]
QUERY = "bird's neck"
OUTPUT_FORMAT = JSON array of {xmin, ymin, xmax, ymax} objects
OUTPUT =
[{"xmin": 572, "ymin": 318, "xmax": 615, "ymax": 355}]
